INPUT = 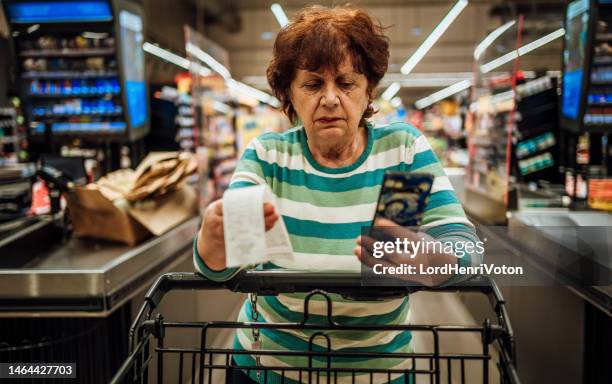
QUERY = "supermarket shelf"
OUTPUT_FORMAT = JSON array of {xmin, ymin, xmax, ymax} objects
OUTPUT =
[
  {"xmin": 30, "ymin": 121, "xmax": 128, "ymax": 137},
  {"xmin": 515, "ymin": 139, "xmax": 556, "ymax": 160},
  {"xmin": 0, "ymin": 137, "xmax": 18, "ymax": 144},
  {"xmin": 0, "ymin": 108, "xmax": 16, "ymax": 116},
  {"xmin": 516, "ymin": 145, "xmax": 556, "ymax": 160},
  {"xmin": 518, "ymin": 102, "xmax": 556, "ymax": 118},
  {"xmin": 21, "ymin": 70, "xmax": 118, "ymax": 79},
  {"xmin": 596, "ymin": 33, "xmax": 612, "ymax": 42},
  {"xmin": 19, "ymin": 48, "xmax": 115, "ymax": 58},
  {"xmin": 588, "ymin": 102, "xmax": 612, "ymax": 107},
  {"xmin": 517, "ymin": 122, "xmax": 556, "ymax": 139},
  {"xmin": 32, "ymin": 111, "xmax": 123, "ymax": 119},
  {"xmin": 592, "ymin": 56, "xmax": 612, "ymax": 65},
  {"xmin": 28, "ymin": 92, "xmax": 121, "ymax": 98},
  {"xmin": 584, "ymin": 123, "xmax": 612, "ymax": 133},
  {"xmin": 590, "ymin": 80, "xmax": 612, "ymax": 86}
]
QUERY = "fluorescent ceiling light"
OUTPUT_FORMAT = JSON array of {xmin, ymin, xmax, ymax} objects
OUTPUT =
[
  {"xmin": 518, "ymin": 28, "xmax": 566, "ymax": 56},
  {"xmin": 415, "ymin": 79, "xmax": 471, "ymax": 109},
  {"xmin": 227, "ymin": 79, "xmax": 281, "ymax": 108},
  {"xmin": 474, "ymin": 20, "xmax": 516, "ymax": 61},
  {"xmin": 185, "ymin": 43, "xmax": 279, "ymax": 107},
  {"xmin": 401, "ymin": 0, "xmax": 469, "ymax": 75},
  {"xmin": 381, "ymin": 82, "xmax": 401, "ymax": 101},
  {"xmin": 143, "ymin": 42, "xmax": 190, "ymax": 70},
  {"xmin": 186, "ymin": 42, "xmax": 232, "ymax": 80},
  {"xmin": 270, "ymin": 3, "xmax": 289, "ymax": 27},
  {"xmin": 382, "ymin": 72, "xmax": 471, "ymax": 88},
  {"xmin": 189, "ymin": 61, "xmax": 212, "ymax": 76},
  {"xmin": 480, "ymin": 51, "xmax": 518, "ymax": 74},
  {"xmin": 480, "ymin": 28, "xmax": 565, "ymax": 73}
]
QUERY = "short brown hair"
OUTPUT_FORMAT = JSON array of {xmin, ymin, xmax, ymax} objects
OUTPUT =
[{"xmin": 266, "ymin": 5, "xmax": 390, "ymax": 125}]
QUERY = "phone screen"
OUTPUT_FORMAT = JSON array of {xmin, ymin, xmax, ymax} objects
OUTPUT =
[{"xmin": 371, "ymin": 172, "xmax": 434, "ymax": 227}]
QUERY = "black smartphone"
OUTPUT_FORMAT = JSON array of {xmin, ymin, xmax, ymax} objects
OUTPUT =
[{"xmin": 371, "ymin": 171, "xmax": 435, "ymax": 227}]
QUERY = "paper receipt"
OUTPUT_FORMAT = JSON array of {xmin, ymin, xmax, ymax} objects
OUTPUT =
[{"xmin": 222, "ymin": 184, "xmax": 293, "ymax": 268}]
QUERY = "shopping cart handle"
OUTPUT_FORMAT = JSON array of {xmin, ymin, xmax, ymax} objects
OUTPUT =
[
  {"xmin": 144, "ymin": 271, "xmax": 497, "ymax": 308},
  {"xmin": 233, "ymin": 270, "xmax": 495, "ymax": 298}
]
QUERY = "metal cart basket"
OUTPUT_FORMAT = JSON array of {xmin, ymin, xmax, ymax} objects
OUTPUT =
[{"xmin": 111, "ymin": 271, "xmax": 520, "ymax": 384}]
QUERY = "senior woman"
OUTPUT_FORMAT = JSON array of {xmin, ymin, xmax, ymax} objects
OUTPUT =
[{"xmin": 194, "ymin": 5, "xmax": 481, "ymax": 384}]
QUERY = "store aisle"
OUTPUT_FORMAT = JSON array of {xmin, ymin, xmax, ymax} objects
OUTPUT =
[{"xmin": 410, "ymin": 291, "xmax": 501, "ymax": 384}]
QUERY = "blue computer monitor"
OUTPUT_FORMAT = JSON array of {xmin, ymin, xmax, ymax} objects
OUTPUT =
[{"xmin": 561, "ymin": 0, "xmax": 590, "ymax": 125}]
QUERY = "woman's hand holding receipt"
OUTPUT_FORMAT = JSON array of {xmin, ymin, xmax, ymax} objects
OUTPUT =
[{"xmin": 196, "ymin": 200, "xmax": 279, "ymax": 271}]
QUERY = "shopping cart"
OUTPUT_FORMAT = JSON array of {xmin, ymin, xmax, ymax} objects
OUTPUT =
[{"xmin": 110, "ymin": 271, "xmax": 520, "ymax": 384}]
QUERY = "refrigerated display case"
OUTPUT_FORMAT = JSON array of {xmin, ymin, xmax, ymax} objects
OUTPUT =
[{"xmin": 2, "ymin": 0, "xmax": 149, "ymax": 145}]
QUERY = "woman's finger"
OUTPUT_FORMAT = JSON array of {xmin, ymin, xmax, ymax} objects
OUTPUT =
[
  {"xmin": 210, "ymin": 217, "xmax": 224, "ymax": 239},
  {"xmin": 263, "ymin": 202, "xmax": 276, "ymax": 215},
  {"xmin": 213, "ymin": 200, "xmax": 223, "ymax": 216},
  {"xmin": 264, "ymin": 213, "xmax": 279, "ymax": 231},
  {"xmin": 358, "ymin": 235, "xmax": 378, "ymax": 252},
  {"xmin": 356, "ymin": 245, "xmax": 396, "ymax": 270},
  {"xmin": 353, "ymin": 244, "xmax": 361, "ymax": 259},
  {"xmin": 374, "ymin": 217, "xmax": 398, "ymax": 227},
  {"xmin": 372, "ymin": 221, "xmax": 421, "ymax": 242}
]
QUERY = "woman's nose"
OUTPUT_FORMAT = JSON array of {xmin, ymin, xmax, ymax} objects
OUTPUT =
[{"xmin": 320, "ymin": 85, "xmax": 340, "ymax": 107}]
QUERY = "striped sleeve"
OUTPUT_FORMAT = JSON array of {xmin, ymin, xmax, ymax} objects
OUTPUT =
[
  {"xmin": 193, "ymin": 236, "xmax": 242, "ymax": 282},
  {"xmin": 193, "ymin": 142, "xmax": 267, "ymax": 281},
  {"xmin": 404, "ymin": 128, "xmax": 472, "ymax": 229},
  {"xmin": 401, "ymin": 123, "xmax": 482, "ymax": 286},
  {"xmin": 425, "ymin": 223, "xmax": 484, "ymax": 287},
  {"xmin": 230, "ymin": 140, "xmax": 268, "ymax": 187}
]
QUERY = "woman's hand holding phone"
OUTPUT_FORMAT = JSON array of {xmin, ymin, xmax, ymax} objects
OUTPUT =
[
  {"xmin": 354, "ymin": 218, "xmax": 458, "ymax": 287},
  {"xmin": 355, "ymin": 171, "xmax": 458, "ymax": 286}
]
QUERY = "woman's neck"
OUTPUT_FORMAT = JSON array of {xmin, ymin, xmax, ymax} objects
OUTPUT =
[{"xmin": 308, "ymin": 125, "xmax": 368, "ymax": 168}]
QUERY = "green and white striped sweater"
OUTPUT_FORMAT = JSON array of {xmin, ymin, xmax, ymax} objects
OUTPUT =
[{"xmin": 194, "ymin": 121, "xmax": 482, "ymax": 383}]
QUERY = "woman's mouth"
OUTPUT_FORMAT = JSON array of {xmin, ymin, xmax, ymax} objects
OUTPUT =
[{"xmin": 317, "ymin": 117, "xmax": 342, "ymax": 124}]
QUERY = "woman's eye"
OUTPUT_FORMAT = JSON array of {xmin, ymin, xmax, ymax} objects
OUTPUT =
[
  {"xmin": 339, "ymin": 82, "xmax": 354, "ymax": 89},
  {"xmin": 304, "ymin": 82, "xmax": 321, "ymax": 89}
]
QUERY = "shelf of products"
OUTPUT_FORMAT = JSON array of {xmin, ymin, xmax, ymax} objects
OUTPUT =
[
  {"xmin": 21, "ymin": 70, "xmax": 119, "ymax": 80},
  {"xmin": 586, "ymin": 4, "xmax": 612, "ymax": 130},
  {"xmin": 19, "ymin": 47, "xmax": 116, "ymax": 58},
  {"xmin": 560, "ymin": 0, "xmax": 612, "ymax": 211},
  {"xmin": 467, "ymin": 74, "xmax": 515, "ymax": 204},
  {"xmin": 0, "ymin": 98, "xmax": 28, "ymax": 164},
  {"xmin": 28, "ymin": 78, "xmax": 121, "ymax": 96},
  {"xmin": 2, "ymin": 0, "xmax": 149, "ymax": 148},
  {"xmin": 31, "ymin": 100, "xmax": 122, "ymax": 117},
  {"xmin": 513, "ymin": 76, "xmax": 560, "ymax": 181},
  {"xmin": 17, "ymin": 34, "xmax": 123, "ymax": 137}
]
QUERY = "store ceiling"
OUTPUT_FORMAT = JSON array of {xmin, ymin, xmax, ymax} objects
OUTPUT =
[
  {"xmin": 0, "ymin": 0, "xmax": 567, "ymax": 105},
  {"xmin": 196, "ymin": 0, "xmax": 565, "ymax": 104}
]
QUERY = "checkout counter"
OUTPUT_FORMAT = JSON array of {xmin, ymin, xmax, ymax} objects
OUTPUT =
[
  {"xmin": 0, "ymin": 217, "xmax": 210, "ymax": 383},
  {"xmin": 449, "ymin": 168, "xmax": 612, "ymax": 384},
  {"xmin": 0, "ymin": 217, "xmax": 199, "ymax": 316}
]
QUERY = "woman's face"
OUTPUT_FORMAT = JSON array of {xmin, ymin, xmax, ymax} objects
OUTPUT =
[{"xmin": 290, "ymin": 59, "xmax": 370, "ymax": 147}]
